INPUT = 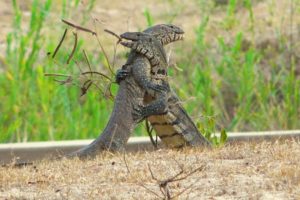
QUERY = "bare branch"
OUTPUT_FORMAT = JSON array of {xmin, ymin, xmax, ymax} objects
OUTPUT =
[
  {"xmin": 67, "ymin": 32, "xmax": 78, "ymax": 64},
  {"xmin": 81, "ymin": 71, "xmax": 112, "ymax": 82},
  {"xmin": 94, "ymin": 34, "xmax": 114, "ymax": 75},
  {"xmin": 103, "ymin": 28, "xmax": 122, "ymax": 69},
  {"xmin": 54, "ymin": 77, "xmax": 73, "ymax": 85},
  {"xmin": 104, "ymin": 29, "xmax": 122, "ymax": 42},
  {"xmin": 89, "ymin": 19, "xmax": 114, "ymax": 75},
  {"xmin": 82, "ymin": 50, "xmax": 93, "ymax": 77},
  {"xmin": 52, "ymin": 28, "xmax": 68, "ymax": 58},
  {"xmin": 80, "ymin": 79, "xmax": 93, "ymax": 96},
  {"xmin": 147, "ymin": 164, "xmax": 158, "ymax": 181},
  {"xmin": 159, "ymin": 168, "xmax": 184, "ymax": 187},
  {"xmin": 145, "ymin": 161, "xmax": 206, "ymax": 199},
  {"xmin": 104, "ymin": 82, "xmax": 114, "ymax": 99},
  {"xmin": 61, "ymin": 19, "xmax": 96, "ymax": 35},
  {"xmin": 171, "ymin": 178, "xmax": 200, "ymax": 199},
  {"xmin": 74, "ymin": 60, "xmax": 83, "ymax": 73},
  {"xmin": 172, "ymin": 165, "xmax": 206, "ymax": 182},
  {"xmin": 123, "ymin": 152, "xmax": 130, "ymax": 174},
  {"xmin": 139, "ymin": 184, "xmax": 163, "ymax": 199},
  {"xmin": 145, "ymin": 119, "xmax": 157, "ymax": 149},
  {"xmin": 91, "ymin": 82, "xmax": 105, "ymax": 95},
  {"xmin": 44, "ymin": 73, "xmax": 71, "ymax": 77}
]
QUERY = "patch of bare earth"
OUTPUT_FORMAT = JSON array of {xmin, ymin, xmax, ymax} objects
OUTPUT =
[{"xmin": 1, "ymin": 140, "xmax": 299, "ymax": 199}]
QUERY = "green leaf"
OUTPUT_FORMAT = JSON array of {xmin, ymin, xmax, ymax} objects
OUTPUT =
[{"xmin": 143, "ymin": 8, "xmax": 154, "ymax": 27}]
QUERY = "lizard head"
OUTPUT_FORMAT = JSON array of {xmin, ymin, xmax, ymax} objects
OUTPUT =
[
  {"xmin": 120, "ymin": 32, "xmax": 153, "ymax": 42},
  {"xmin": 143, "ymin": 24, "xmax": 184, "ymax": 45},
  {"xmin": 120, "ymin": 24, "xmax": 184, "ymax": 46},
  {"xmin": 119, "ymin": 32, "xmax": 155, "ymax": 50}
]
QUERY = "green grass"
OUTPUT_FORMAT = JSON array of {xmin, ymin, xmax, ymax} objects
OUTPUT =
[
  {"xmin": 0, "ymin": 0, "xmax": 299, "ymax": 143},
  {"xmin": 0, "ymin": 0, "xmax": 112, "ymax": 142}
]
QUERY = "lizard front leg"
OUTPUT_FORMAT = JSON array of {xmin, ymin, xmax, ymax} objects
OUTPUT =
[
  {"xmin": 132, "ymin": 92, "xmax": 169, "ymax": 121},
  {"xmin": 116, "ymin": 68, "xmax": 168, "ymax": 93}
]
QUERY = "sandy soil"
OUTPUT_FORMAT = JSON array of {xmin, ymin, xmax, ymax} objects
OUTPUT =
[{"xmin": 1, "ymin": 140, "xmax": 299, "ymax": 199}]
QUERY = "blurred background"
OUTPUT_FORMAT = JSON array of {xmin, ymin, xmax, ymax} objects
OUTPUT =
[{"xmin": 0, "ymin": 0, "xmax": 299, "ymax": 143}]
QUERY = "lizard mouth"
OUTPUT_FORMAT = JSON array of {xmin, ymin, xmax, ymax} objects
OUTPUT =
[
  {"xmin": 120, "ymin": 32, "xmax": 142, "ymax": 41},
  {"xmin": 120, "ymin": 41, "xmax": 134, "ymax": 48},
  {"xmin": 174, "ymin": 32, "xmax": 184, "ymax": 41},
  {"xmin": 161, "ymin": 32, "xmax": 184, "ymax": 45}
]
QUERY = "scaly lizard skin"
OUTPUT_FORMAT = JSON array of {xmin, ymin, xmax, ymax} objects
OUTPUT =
[
  {"xmin": 69, "ymin": 24, "xmax": 186, "ymax": 158},
  {"xmin": 118, "ymin": 32, "xmax": 211, "ymax": 148},
  {"xmin": 120, "ymin": 32, "xmax": 170, "ymax": 120}
]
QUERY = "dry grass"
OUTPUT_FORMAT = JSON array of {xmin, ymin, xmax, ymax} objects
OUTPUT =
[{"xmin": 1, "ymin": 140, "xmax": 300, "ymax": 199}]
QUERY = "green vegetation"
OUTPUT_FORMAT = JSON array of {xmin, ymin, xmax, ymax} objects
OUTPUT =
[
  {"xmin": 0, "ymin": 0, "xmax": 299, "ymax": 143},
  {"xmin": 0, "ymin": 0, "xmax": 112, "ymax": 142}
]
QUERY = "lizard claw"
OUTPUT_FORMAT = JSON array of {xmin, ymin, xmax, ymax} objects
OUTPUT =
[{"xmin": 115, "ymin": 69, "xmax": 130, "ymax": 84}]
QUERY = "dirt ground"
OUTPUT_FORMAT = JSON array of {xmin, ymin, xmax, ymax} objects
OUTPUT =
[{"xmin": 1, "ymin": 140, "xmax": 299, "ymax": 199}]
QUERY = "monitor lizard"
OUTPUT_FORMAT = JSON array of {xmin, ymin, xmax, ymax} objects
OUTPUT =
[
  {"xmin": 117, "ymin": 32, "xmax": 211, "ymax": 148},
  {"xmin": 68, "ymin": 24, "xmax": 185, "ymax": 158}
]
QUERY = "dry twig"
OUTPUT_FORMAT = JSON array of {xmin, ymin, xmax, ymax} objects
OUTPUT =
[
  {"xmin": 104, "ymin": 29, "xmax": 122, "ymax": 43},
  {"xmin": 104, "ymin": 28, "xmax": 122, "ymax": 68},
  {"xmin": 82, "ymin": 50, "xmax": 93, "ymax": 76},
  {"xmin": 67, "ymin": 32, "xmax": 78, "ymax": 64},
  {"xmin": 145, "ymin": 119, "xmax": 158, "ymax": 149},
  {"xmin": 52, "ymin": 28, "xmax": 68, "ymax": 58},
  {"xmin": 80, "ymin": 80, "xmax": 93, "ymax": 96},
  {"xmin": 122, "ymin": 152, "xmax": 131, "ymax": 174},
  {"xmin": 142, "ymin": 163, "xmax": 206, "ymax": 199},
  {"xmin": 61, "ymin": 19, "xmax": 96, "ymax": 35},
  {"xmin": 46, "ymin": 18, "xmax": 116, "ymax": 102},
  {"xmin": 81, "ymin": 71, "xmax": 112, "ymax": 82}
]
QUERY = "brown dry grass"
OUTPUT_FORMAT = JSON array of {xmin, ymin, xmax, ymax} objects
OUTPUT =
[{"xmin": 1, "ymin": 140, "xmax": 300, "ymax": 199}]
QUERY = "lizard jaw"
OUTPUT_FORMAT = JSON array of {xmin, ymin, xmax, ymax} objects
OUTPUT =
[
  {"xmin": 175, "ymin": 33, "xmax": 184, "ymax": 41},
  {"xmin": 120, "ymin": 41, "xmax": 137, "ymax": 49},
  {"xmin": 161, "ymin": 32, "xmax": 184, "ymax": 45}
]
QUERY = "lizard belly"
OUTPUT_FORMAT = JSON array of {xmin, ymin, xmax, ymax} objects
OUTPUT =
[{"xmin": 148, "ymin": 114, "xmax": 186, "ymax": 148}]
